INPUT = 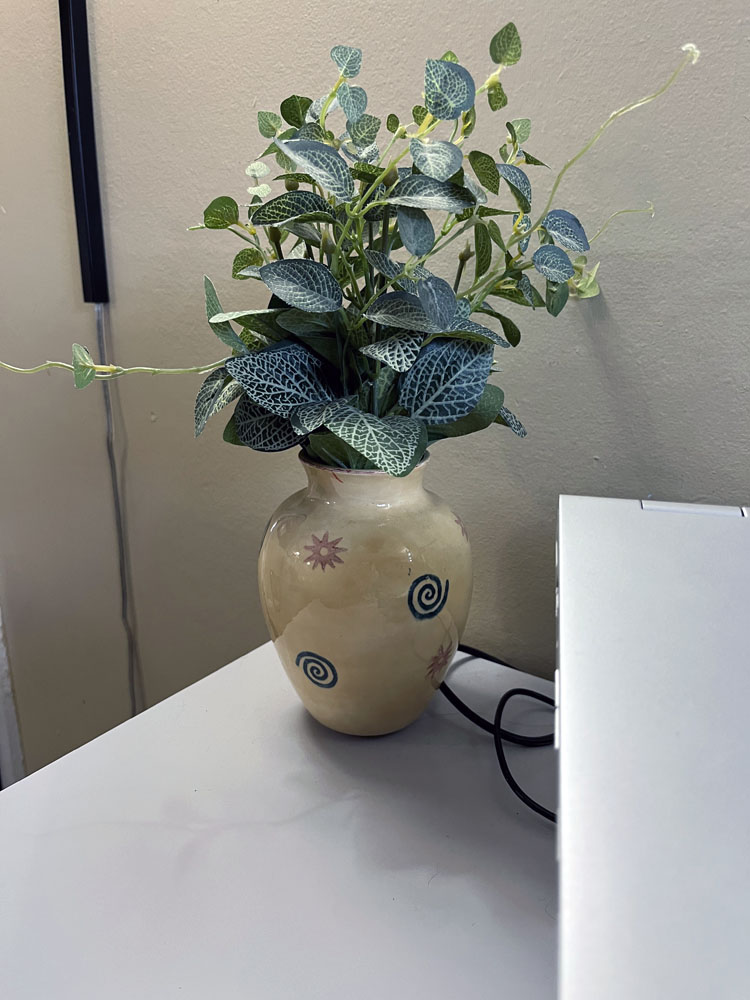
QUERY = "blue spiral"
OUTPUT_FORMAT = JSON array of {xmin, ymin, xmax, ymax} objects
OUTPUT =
[
  {"xmin": 408, "ymin": 574, "xmax": 450, "ymax": 620},
  {"xmin": 295, "ymin": 651, "xmax": 338, "ymax": 689}
]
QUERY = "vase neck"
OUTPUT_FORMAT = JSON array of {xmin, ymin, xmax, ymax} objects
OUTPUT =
[{"xmin": 301, "ymin": 459, "xmax": 428, "ymax": 506}]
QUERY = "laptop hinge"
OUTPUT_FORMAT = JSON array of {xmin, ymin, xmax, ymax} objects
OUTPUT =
[{"xmin": 640, "ymin": 499, "xmax": 743, "ymax": 517}]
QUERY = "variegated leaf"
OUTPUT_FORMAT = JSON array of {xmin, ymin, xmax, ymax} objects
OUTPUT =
[
  {"xmin": 497, "ymin": 163, "xmax": 532, "ymax": 213},
  {"xmin": 399, "ymin": 339, "xmax": 493, "ymax": 424},
  {"xmin": 324, "ymin": 406, "xmax": 428, "ymax": 477},
  {"xmin": 496, "ymin": 405, "xmax": 527, "ymax": 437},
  {"xmin": 386, "ymin": 174, "xmax": 474, "ymax": 214},
  {"xmin": 417, "ymin": 275, "xmax": 456, "ymax": 328},
  {"xmin": 424, "ymin": 58, "xmax": 476, "ymax": 120},
  {"xmin": 276, "ymin": 139, "xmax": 354, "ymax": 203},
  {"xmin": 348, "ymin": 113, "xmax": 380, "ymax": 150},
  {"xmin": 290, "ymin": 398, "xmax": 349, "ymax": 434},
  {"xmin": 409, "ymin": 139, "xmax": 463, "ymax": 181},
  {"xmin": 396, "ymin": 206, "xmax": 435, "ymax": 256},
  {"xmin": 360, "ymin": 332, "xmax": 424, "ymax": 372},
  {"xmin": 532, "ymin": 244, "xmax": 575, "ymax": 282},
  {"xmin": 365, "ymin": 291, "xmax": 438, "ymax": 333},
  {"xmin": 194, "ymin": 368, "xmax": 244, "ymax": 437},
  {"xmin": 204, "ymin": 276, "xmax": 248, "ymax": 355},
  {"xmin": 338, "ymin": 83, "xmax": 367, "ymax": 123},
  {"xmin": 330, "ymin": 45, "xmax": 362, "ymax": 78},
  {"xmin": 259, "ymin": 259, "xmax": 342, "ymax": 313},
  {"xmin": 225, "ymin": 341, "xmax": 333, "ymax": 417},
  {"xmin": 233, "ymin": 396, "xmax": 303, "ymax": 451},
  {"xmin": 251, "ymin": 190, "xmax": 335, "ymax": 227},
  {"xmin": 542, "ymin": 209, "xmax": 590, "ymax": 252}
]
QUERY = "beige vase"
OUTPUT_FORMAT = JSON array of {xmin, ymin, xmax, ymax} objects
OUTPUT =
[{"xmin": 258, "ymin": 452, "xmax": 473, "ymax": 736}]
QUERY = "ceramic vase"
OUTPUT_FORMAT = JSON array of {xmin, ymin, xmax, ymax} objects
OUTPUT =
[{"xmin": 258, "ymin": 453, "xmax": 473, "ymax": 736}]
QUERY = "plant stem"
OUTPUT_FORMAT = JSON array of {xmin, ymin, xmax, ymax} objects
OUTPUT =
[
  {"xmin": 319, "ymin": 74, "xmax": 345, "ymax": 133},
  {"xmin": 453, "ymin": 258, "xmax": 466, "ymax": 292},
  {"xmin": 0, "ymin": 360, "xmax": 74, "ymax": 374},
  {"xmin": 591, "ymin": 202, "xmax": 655, "ymax": 242}
]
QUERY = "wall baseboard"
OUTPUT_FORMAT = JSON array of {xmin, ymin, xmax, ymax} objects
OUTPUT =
[{"xmin": 0, "ymin": 606, "xmax": 25, "ymax": 788}]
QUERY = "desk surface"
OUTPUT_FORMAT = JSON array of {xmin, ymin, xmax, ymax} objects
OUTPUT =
[{"xmin": 0, "ymin": 642, "xmax": 557, "ymax": 1000}]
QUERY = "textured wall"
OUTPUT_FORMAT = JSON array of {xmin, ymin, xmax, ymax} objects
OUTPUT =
[{"xmin": 2, "ymin": 0, "xmax": 749, "ymax": 768}]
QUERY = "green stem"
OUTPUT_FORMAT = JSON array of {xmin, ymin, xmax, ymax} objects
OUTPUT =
[
  {"xmin": 591, "ymin": 202, "xmax": 655, "ymax": 242},
  {"xmin": 319, "ymin": 74, "xmax": 345, "ymax": 133},
  {"xmin": 0, "ymin": 360, "xmax": 74, "ymax": 374},
  {"xmin": 453, "ymin": 258, "xmax": 466, "ymax": 293},
  {"xmin": 229, "ymin": 226, "xmax": 256, "ymax": 244}
]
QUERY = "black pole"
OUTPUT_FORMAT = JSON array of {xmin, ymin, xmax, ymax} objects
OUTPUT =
[{"xmin": 58, "ymin": 0, "xmax": 109, "ymax": 303}]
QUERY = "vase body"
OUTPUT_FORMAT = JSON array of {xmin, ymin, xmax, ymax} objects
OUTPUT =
[{"xmin": 258, "ymin": 454, "xmax": 473, "ymax": 736}]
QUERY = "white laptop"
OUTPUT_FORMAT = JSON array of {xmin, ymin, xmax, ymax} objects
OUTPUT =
[{"xmin": 557, "ymin": 495, "xmax": 750, "ymax": 1000}]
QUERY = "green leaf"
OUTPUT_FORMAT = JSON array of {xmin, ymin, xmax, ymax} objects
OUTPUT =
[
  {"xmin": 410, "ymin": 138, "xmax": 463, "ymax": 182},
  {"xmin": 251, "ymin": 190, "xmax": 335, "ymax": 227},
  {"xmin": 330, "ymin": 45, "xmax": 362, "ymax": 78},
  {"xmin": 276, "ymin": 138, "xmax": 354, "ymax": 203},
  {"xmin": 203, "ymin": 196, "xmax": 239, "ymax": 230},
  {"xmin": 226, "ymin": 341, "xmax": 333, "ymax": 417},
  {"xmin": 489, "ymin": 22, "xmax": 521, "ymax": 65},
  {"xmin": 72, "ymin": 343, "xmax": 96, "ymax": 389},
  {"xmin": 194, "ymin": 368, "xmax": 243, "ymax": 437},
  {"xmin": 461, "ymin": 106, "xmax": 477, "ymax": 137},
  {"xmin": 497, "ymin": 163, "xmax": 531, "ymax": 213},
  {"xmin": 532, "ymin": 244, "xmax": 575, "ymax": 282},
  {"xmin": 424, "ymin": 58, "xmax": 476, "ymax": 120},
  {"xmin": 386, "ymin": 113, "xmax": 400, "ymax": 133},
  {"xmin": 440, "ymin": 50, "xmax": 459, "ymax": 63},
  {"xmin": 399, "ymin": 339, "xmax": 493, "ymax": 424},
  {"xmin": 486, "ymin": 219, "xmax": 506, "ymax": 251},
  {"xmin": 273, "ymin": 172, "xmax": 316, "ymax": 185},
  {"xmin": 232, "ymin": 247, "xmax": 264, "ymax": 279},
  {"xmin": 396, "ymin": 206, "xmax": 435, "ymax": 256},
  {"xmin": 233, "ymin": 395, "xmax": 302, "ymax": 451},
  {"xmin": 203, "ymin": 275, "xmax": 248, "ymax": 354},
  {"xmin": 338, "ymin": 83, "xmax": 368, "ymax": 123},
  {"xmin": 222, "ymin": 412, "xmax": 243, "ymax": 446},
  {"xmin": 520, "ymin": 151, "xmax": 548, "ymax": 167},
  {"xmin": 258, "ymin": 111, "xmax": 282, "ymax": 138},
  {"xmin": 427, "ymin": 383, "xmax": 505, "ymax": 439},
  {"xmin": 467, "ymin": 150, "xmax": 500, "ymax": 195},
  {"xmin": 510, "ymin": 118, "xmax": 531, "ymax": 144},
  {"xmin": 386, "ymin": 174, "xmax": 474, "ymax": 213},
  {"xmin": 348, "ymin": 113, "xmax": 381, "ymax": 150},
  {"xmin": 545, "ymin": 279, "xmax": 570, "ymax": 317},
  {"xmin": 487, "ymin": 81, "xmax": 508, "ymax": 111},
  {"xmin": 260, "ymin": 129, "xmax": 296, "ymax": 157},
  {"xmin": 475, "ymin": 306, "xmax": 521, "ymax": 347},
  {"xmin": 280, "ymin": 95, "xmax": 313, "ymax": 129},
  {"xmin": 324, "ymin": 406, "xmax": 428, "ymax": 477},
  {"xmin": 349, "ymin": 161, "xmax": 381, "ymax": 182},
  {"xmin": 259, "ymin": 259, "xmax": 342, "ymax": 313},
  {"xmin": 360, "ymin": 332, "xmax": 424, "ymax": 372},
  {"xmin": 474, "ymin": 222, "xmax": 492, "ymax": 279},
  {"xmin": 412, "ymin": 105, "xmax": 428, "ymax": 126}
]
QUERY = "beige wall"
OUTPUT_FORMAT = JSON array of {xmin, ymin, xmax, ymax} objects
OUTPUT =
[{"xmin": 2, "ymin": 0, "xmax": 749, "ymax": 769}]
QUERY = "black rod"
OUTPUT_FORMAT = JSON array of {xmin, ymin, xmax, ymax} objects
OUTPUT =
[{"xmin": 58, "ymin": 0, "xmax": 109, "ymax": 303}]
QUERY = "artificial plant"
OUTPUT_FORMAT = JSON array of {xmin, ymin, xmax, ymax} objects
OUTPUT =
[{"xmin": 1, "ymin": 27, "xmax": 699, "ymax": 475}]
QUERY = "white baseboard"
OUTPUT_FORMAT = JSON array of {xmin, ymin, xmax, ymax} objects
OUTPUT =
[{"xmin": 0, "ymin": 606, "xmax": 25, "ymax": 787}]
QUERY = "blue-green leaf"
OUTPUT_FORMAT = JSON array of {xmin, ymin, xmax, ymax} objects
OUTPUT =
[
  {"xmin": 417, "ymin": 275, "xmax": 456, "ymax": 328},
  {"xmin": 276, "ymin": 139, "xmax": 354, "ymax": 203},
  {"xmin": 232, "ymin": 396, "xmax": 303, "ymax": 451},
  {"xmin": 512, "ymin": 212, "xmax": 532, "ymax": 253},
  {"xmin": 424, "ymin": 59, "xmax": 476, "ymax": 120},
  {"xmin": 348, "ymin": 113, "xmax": 380, "ymax": 150},
  {"xmin": 495, "ymin": 405, "xmax": 527, "ymax": 437},
  {"xmin": 360, "ymin": 332, "xmax": 423, "ymax": 372},
  {"xmin": 474, "ymin": 223, "xmax": 492, "ymax": 278},
  {"xmin": 251, "ymin": 190, "xmax": 335, "ymax": 227},
  {"xmin": 258, "ymin": 111, "xmax": 282, "ymax": 138},
  {"xmin": 409, "ymin": 139, "xmax": 463, "ymax": 181},
  {"xmin": 204, "ymin": 275, "xmax": 248, "ymax": 355},
  {"xmin": 293, "ymin": 122, "xmax": 329, "ymax": 142},
  {"xmin": 532, "ymin": 244, "xmax": 575, "ymax": 282},
  {"xmin": 467, "ymin": 151, "xmax": 499, "ymax": 195},
  {"xmin": 226, "ymin": 341, "xmax": 333, "ymax": 417},
  {"xmin": 399, "ymin": 339, "xmax": 493, "ymax": 424},
  {"xmin": 396, "ymin": 206, "xmax": 435, "ymax": 256},
  {"xmin": 497, "ymin": 163, "xmax": 531, "ymax": 212},
  {"xmin": 195, "ymin": 368, "xmax": 243, "ymax": 437},
  {"xmin": 338, "ymin": 83, "xmax": 367, "ymax": 123},
  {"xmin": 542, "ymin": 209, "xmax": 590, "ymax": 252},
  {"xmin": 510, "ymin": 118, "xmax": 531, "ymax": 144},
  {"xmin": 545, "ymin": 280, "xmax": 570, "ymax": 317},
  {"xmin": 386, "ymin": 174, "xmax": 474, "ymax": 213},
  {"xmin": 203, "ymin": 196, "xmax": 239, "ymax": 230},
  {"xmin": 259, "ymin": 259, "xmax": 342, "ymax": 312},
  {"xmin": 489, "ymin": 22, "xmax": 521, "ymax": 66},
  {"xmin": 475, "ymin": 306, "xmax": 521, "ymax": 346},
  {"xmin": 290, "ymin": 398, "xmax": 349, "ymax": 434},
  {"xmin": 280, "ymin": 95, "xmax": 313, "ymax": 129},
  {"xmin": 331, "ymin": 45, "xmax": 362, "ymax": 78},
  {"xmin": 365, "ymin": 290, "xmax": 438, "ymax": 332},
  {"xmin": 427, "ymin": 383, "xmax": 506, "ymax": 440},
  {"xmin": 324, "ymin": 406, "xmax": 428, "ymax": 476}
]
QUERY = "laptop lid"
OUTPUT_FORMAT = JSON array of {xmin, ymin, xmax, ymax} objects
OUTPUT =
[{"xmin": 557, "ymin": 496, "xmax": 750, "ymax": 1000}]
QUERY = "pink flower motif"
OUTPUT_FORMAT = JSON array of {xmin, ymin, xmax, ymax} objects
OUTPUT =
[
  {"xmin": 304, "ymin": 531, "xmax": 347, "ymax": 572},
  {"xmin": 426, "ymin": 642, "xmax": 455, "ymax": 688},
  {"xmin": 454, "ymin": 515, "xmax": 469, "ymax": 541}
]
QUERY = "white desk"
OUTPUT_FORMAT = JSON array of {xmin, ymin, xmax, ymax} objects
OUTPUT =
[{"xmin": 0, "ymin": 642, "xmax": 557, "ymax": 999}]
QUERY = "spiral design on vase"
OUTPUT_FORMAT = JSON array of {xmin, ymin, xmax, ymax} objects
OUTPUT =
[
  {"xmin": 295, "ymin": 651, "xmax": 338, "ymax": 689},
  {"xmin": 408, "ymin": 574, "xmax": 450, "ymax": 620}
]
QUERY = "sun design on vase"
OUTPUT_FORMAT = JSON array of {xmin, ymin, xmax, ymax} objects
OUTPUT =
[
  {"xmin": 454, "ymin": 515, "xmax": 469, "ymax": 541},
  {"xmin": 426, "ymin": 642, "xmax": 455, "ymax": 688},
  {"xmin": 304, "ymin": 531, "xmax": 348, "ymax": 571}
]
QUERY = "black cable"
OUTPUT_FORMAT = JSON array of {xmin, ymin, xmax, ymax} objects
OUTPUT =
[
  {"xmin": 95, "ymin": 305, "xmax": 142, "ymax": 716},
  {"xmin": 439, "ymin": 643, "xmax": 556, "ymax": 823}
]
